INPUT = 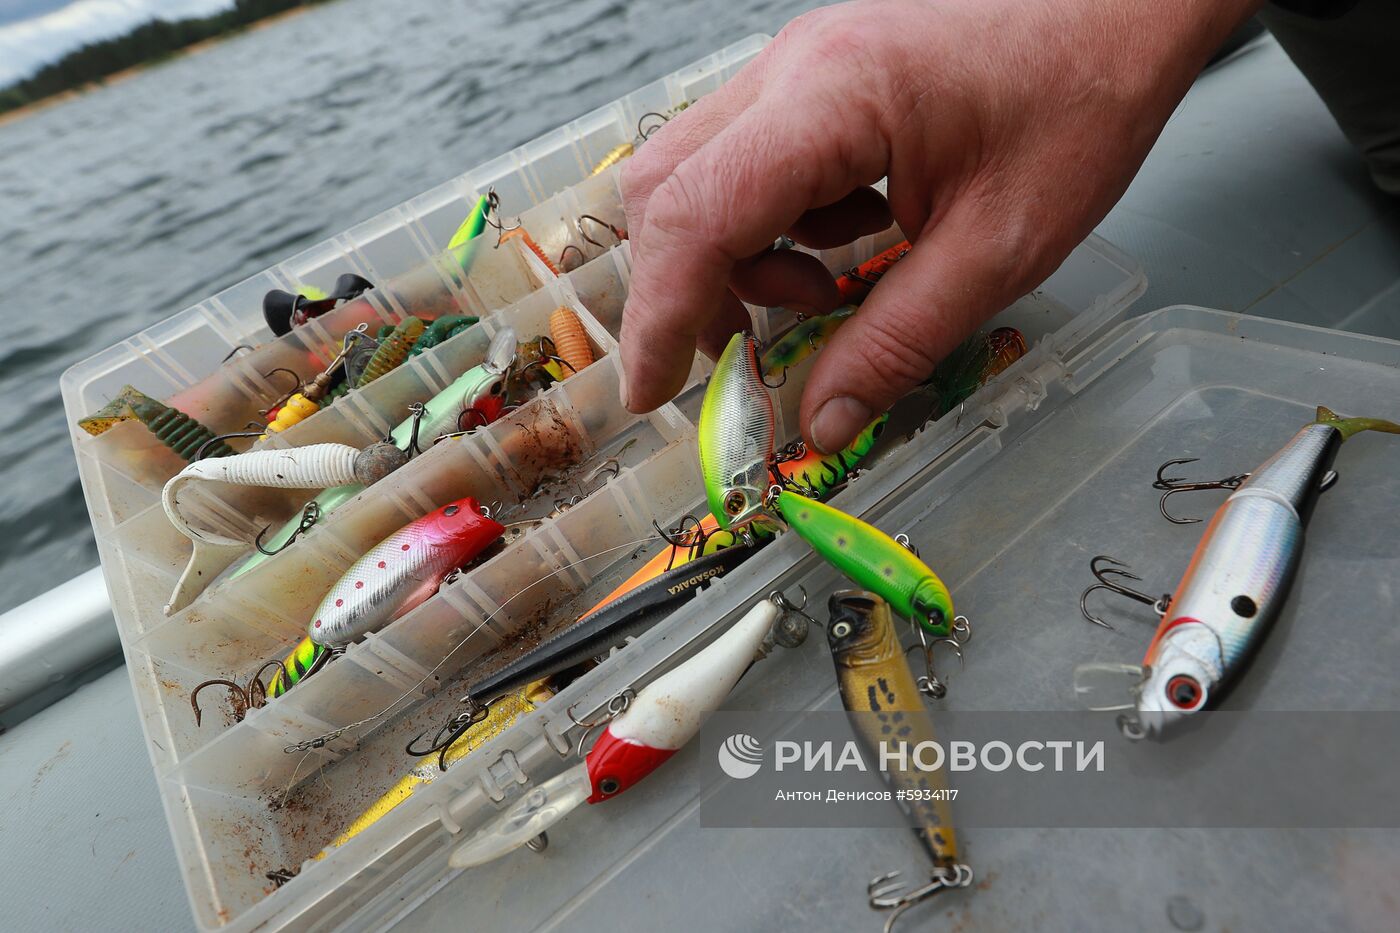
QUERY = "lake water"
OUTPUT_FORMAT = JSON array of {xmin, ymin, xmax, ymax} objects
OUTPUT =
[{"xmin": 0, "ymin": 0, "xmax": 818, "ymax": 611}]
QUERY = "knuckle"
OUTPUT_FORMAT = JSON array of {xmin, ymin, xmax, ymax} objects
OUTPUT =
[
  {"xmin": 850, "ymin": 312, "xmax": 938, "ymax": 391},
  {"xmin": 645, "ymin": 167, "xmax": 716, "ymax": 249}
]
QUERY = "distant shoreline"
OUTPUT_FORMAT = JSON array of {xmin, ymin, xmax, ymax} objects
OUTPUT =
[{"xmin": 0, "ymin": 2, "xmax": 320, "ymax": 128}]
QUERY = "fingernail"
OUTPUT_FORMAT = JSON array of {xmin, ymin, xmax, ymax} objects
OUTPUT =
[
  {"xmin": 618, "ymin": 363, "xmax": 633, "ymax": 412},
  {"xmin": 811, "ymin": 396, "xmax": 871, "ymax": 454}
]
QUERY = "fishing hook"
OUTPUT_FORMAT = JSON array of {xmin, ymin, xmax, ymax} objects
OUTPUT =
[
  {"xmin": 221, "ymin": 344, "xmax": 255, "ymax": 362},
  {"xmin": 190, "ymin": 679, "xmax": 248, "ymax": 728},
  {"xmin": 194, "ymin": 430, "xmax": 265, "ymax": 461},
  {"xmin": 558, "ymin": 243, "xmax": 586, "ymax": 272},
  {"xmin": 566, "ymin": 688, "xmax": 636, "ymax": 758},
  {"xmin": 404, "ymin": 402, "xmax": 427, "ymax": 455},
  {"xmin": 1153, "ymin": 458, "xmax": 1251, "ymax": 524},
  {"xmin": 483, "ymin": 189, "xmax": 520, "ymax": 248},
  {"xmin": 636, "ymin": 111, "xmax": 669, "ymax": 139},
  {"xmin": 868, "ymin": 864, "xmax": 974, "ymax": 933},
  {"xmin": 1079, "ymin": 555, "xmax": 1170, "ymax": 631},
  {"xmin": 266, "ymin": 868, "xmax": 298, "ymax": 888},
  {"xmin": 404, "ymin": 698, "xmax": 491, "ymax": 762},
  {"xmin": 576, "ymin": 214, "xmax": 625, "ymax": 250},
  {"xmin": 190, "ymin": 658, "xmax": 285, "ymax": 727},
  {"xmin": 255, "ymin": 501, "xmax": 321, "ymax": 556},
  {"xmin": 906, "ymin": 629, "xmax": 964, "ymax": 700}
]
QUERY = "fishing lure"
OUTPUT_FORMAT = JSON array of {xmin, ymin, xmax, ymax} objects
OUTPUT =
[
  {"xmin": 409, "ymin": 315, "xmax": 478, "ymax": 356},
  {"xmin": 501, "ymin": 226, "xmax": 560, "ymax": 276},
  {"xmin": 235, "ymin": 326, "xmax": 518, "ymax": 575},
  {"xmin": 926, "ymin": 326, "xmax": 1028, "ymax": 415},
  {"xmin": 355, "ymin": 317, "xmax": 425, "ymax": 388},
  {"xmin": 589, "ymin": 142, "xmax": 634, "ymax": 176},
  {"xmin": 547, "ymin": 306, "xmax": 595, "ymax": 376},
  {"xmin": 78, "ymin": 385, "xmax": 235, "ymax": 461},
  {"xmin": 699, "ymin": 332, "xmax": 775, "ymax": 531},
  {"xmin": 761, "ymin": 306, "xmax": 855, "ymax": 382},
  {"xmin": 1076, "ymin": 405, "xmax": 1400, "ymax": 738},
  {"xmin": 262, "ymin": 273, "xmax": 375, "ymax": 337},
  {"xmin": 775, "ymin": 490, "xmax": 954, "ymax": 636},
  {"xmin": 414, "ymin": 544, "xmax": 756, "ymax": 756},
  {"xmin": 447, "ymin": 594, "xmax": 792, "ymax": 868},
  {"xmin": 448, "ymin": 194, "xmax": 491, "ymax": 252},
  {"xmin": 266, "ymin": 637, "xmax": 333, "ymax": 698},
  {"xmin": 310, "ymin": 497, "xmax": 504, "ymax": 647},
  {"xmin": 320, "ymin": 678, "xmax": 554, "ymax": 853},
  {"xmin": 828, "ymin": 591, "xmax": 972, "ymax": 930},
  {"xmin": 774, "ymin": 415, "xmax": 888, "ymax": 497},
  {"xmin": 836, "ymin": 241, "xmax": 911, "ymax": 305}
]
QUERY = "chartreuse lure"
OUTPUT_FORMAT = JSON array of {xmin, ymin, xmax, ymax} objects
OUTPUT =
[
  {"xmin": 267, "ymin": 637, "xmax": 331, "ymax": 698},
  {"xmin": 774, "ymin": 490, "xmax": 954, "ymax": 635}
]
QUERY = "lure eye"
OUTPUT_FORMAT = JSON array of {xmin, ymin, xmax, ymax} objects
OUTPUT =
[
  {"xmin": 724, "ymin": 490, "xmax": 748, "ymax": 517},
  {"xmin": 1165, "ymin": 674, "xmax": 1203, "ymax": 710},
  {"xmin": 598, "ymin": 777, "xmax": 620, "ymax": 796},
  {"xmin": 443, "ymin": 504, "xmax": 460, "ymax": 517},
  {"xmin": 830, "ymin": 620, "xmax": 852, "ymax": 638},
  {"xmin": 1230, "ymin": 595, "xmax": 1257, "ymax": 618}
]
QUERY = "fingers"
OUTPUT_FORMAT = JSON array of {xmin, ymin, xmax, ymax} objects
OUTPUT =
[
  {"xmin": 787, "ymin": 186, "xmax": 892, "ymax": 250},
  {"xmin": 800, "ymin": 202, "xmax": 1028, "ymax": 453},
  {"xmin": 620, "ymin": 54, "xmax": 768, "ymax": 235},
  {"xmin": 729, "ymin": 248, "xmax": 841, "ymax": 317},
  {"xmin": 696, "ymin": 292, "xmax": 753, "ymax": 361},
  {"xmin": 622, "ymin": 94, "xmax": 885, "ymax": 413}
]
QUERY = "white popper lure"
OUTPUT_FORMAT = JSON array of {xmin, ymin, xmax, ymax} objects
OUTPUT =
[{"xmin": 448, "ymin": 597, "xmax": 785, "ymax": 869}]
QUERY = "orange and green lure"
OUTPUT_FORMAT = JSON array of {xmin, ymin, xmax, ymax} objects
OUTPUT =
[{"xmin": 266, "ymin": 637, "xmax": 332, "ymax": 698}]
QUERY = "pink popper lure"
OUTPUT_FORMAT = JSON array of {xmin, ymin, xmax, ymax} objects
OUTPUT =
[
  {"xmin": 309, "ymin": 496, "xmax": 504, "ymax": 647},
  {"xmin": 448, "ymin": 596, "xmax": 787, "ymax": 868}
]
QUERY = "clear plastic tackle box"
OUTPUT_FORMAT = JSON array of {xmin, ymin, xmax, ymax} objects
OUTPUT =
[{"xmin": 61, "ymin": 32, "xmax": 1400, "ymax": 933}]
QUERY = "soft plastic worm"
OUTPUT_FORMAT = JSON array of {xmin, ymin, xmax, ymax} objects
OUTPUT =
[
  {"xmin": 548, "ymin": 307, "xmax": 595, "ymax": 375},
  {"xmin": 78, "ymin": 385, "xmax": 233, "ymax": 461},
  {"xmin": 357, "ymin": 317, "xmax": 425, "ymax": 388},
  {"xmin": 410, "ymin": 315, "xmax": 478, "ymax": 356},
  {"xmin": 502, "ymin": 227, "xmax": 560, "ymax": 275}
]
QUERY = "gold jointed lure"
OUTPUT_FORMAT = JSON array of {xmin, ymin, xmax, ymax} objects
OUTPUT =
[
  {"xmin": 589, "ymin": 142, "xmax": 633, "ymax": 176},
  {"xmin": 827, "ymin": 590, "xmax": 972, "ymax": 929}
]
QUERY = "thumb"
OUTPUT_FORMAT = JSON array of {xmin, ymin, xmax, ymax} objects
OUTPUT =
[{"xmin": 799, "ymin": 206, "xmax": 1032, "ymax": 453}]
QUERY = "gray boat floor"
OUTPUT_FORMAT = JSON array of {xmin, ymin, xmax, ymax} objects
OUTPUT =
[{"xmin": 5, "ymin": 36, "xmax": 1398, "ymax": 933}]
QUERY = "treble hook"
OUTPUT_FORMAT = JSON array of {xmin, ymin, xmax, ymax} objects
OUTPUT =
[
  {"xmin": 868, "ymin": 864, "xmax": 974, "ymax": 933},
  {"xmin": 194, "ymin": 430, "xmax": 265, "ymax": 461},
  {"xmin": 404, "ymin": 402, "xmax": 427, "ymax": 455},
  {"xmin": 566, "ymin": 688, "xmax": 636, "ymax": 758},
  {"xmin": 255, "ymin": 501, "xmax": 321, "ymax": 556},
  {"xmin": 906, "ymin": 623, "xmax": 965, "ymax": 700},
  {"xmin": 190, "ymin": 679, "xmax": 247, "ymax": 728},
  {"xmin": 1079, "ymin": 555, "xmax": 1170, "ymax": 630},
  {"xmin": 190, "ymin": 659, "xmax": 284, "ymax": 727},
  {"xmin": 483, "ymin": 188, "xmax": 520, "ymax": 247},
  {"xmin": 1153, "ymin": 458, "xmax": 1250, "ymax": 524}
]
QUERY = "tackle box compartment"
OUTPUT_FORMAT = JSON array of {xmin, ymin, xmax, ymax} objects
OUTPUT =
[{"xmin": 71, "ymin": 31, "xmax": 1397, "ymax": 933}]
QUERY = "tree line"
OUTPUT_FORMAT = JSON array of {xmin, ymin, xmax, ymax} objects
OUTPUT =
[{"xmin": 0, "ymin": 0, "xmax": 335, "ymax": 115}]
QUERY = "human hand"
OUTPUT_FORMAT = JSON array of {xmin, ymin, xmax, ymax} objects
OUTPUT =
[{"xmin": 619, "ymin": 0, "xmax": 1259, "ymax": 452}]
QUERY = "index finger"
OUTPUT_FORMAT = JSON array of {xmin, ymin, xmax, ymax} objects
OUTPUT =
[{"xmin": 620, "ymin": 88, "xmax": 886, "ymax": 413}]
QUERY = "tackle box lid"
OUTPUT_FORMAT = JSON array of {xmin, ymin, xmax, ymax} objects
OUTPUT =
[{"xmin": 401, "ymin": 304, "xmax": 1400, "ymax": 932}]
